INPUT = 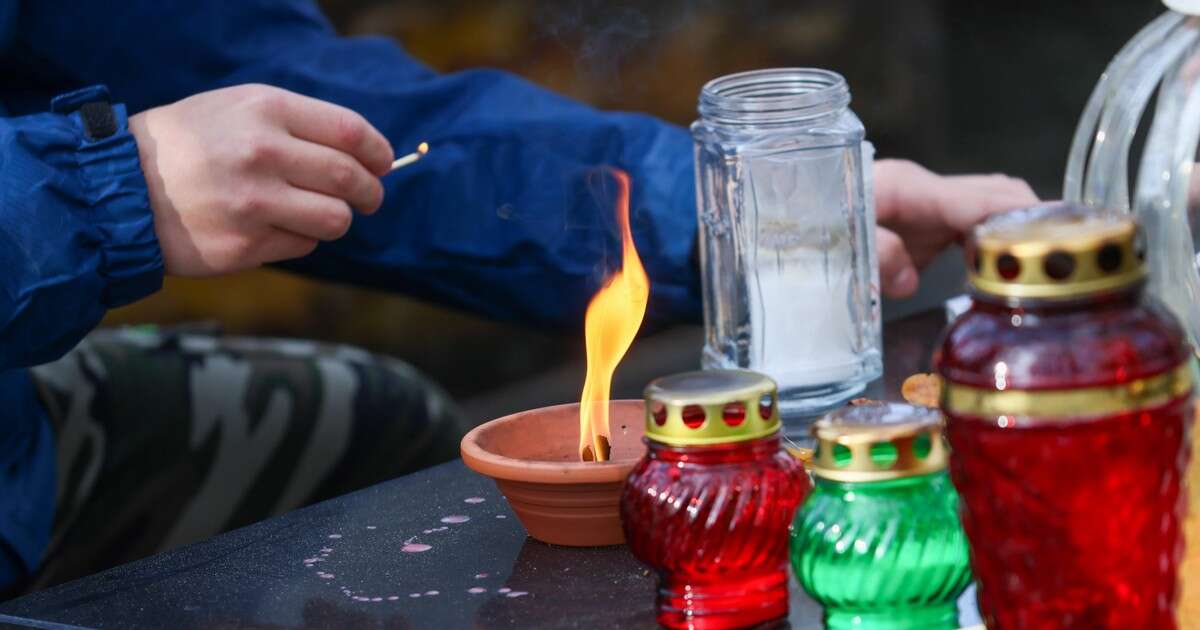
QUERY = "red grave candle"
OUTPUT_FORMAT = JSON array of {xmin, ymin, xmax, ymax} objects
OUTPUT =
[
  {"xmin": 620, "ymin": 370, "xmax": 809, "ymax": 629},
  {"xmin": 935, "ymin": 203, "xmax": 1195, "ymax": 629}
]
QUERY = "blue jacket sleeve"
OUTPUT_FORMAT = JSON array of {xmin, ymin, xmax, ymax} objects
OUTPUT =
[
  {"xmin": 9, "ymin": 1, "xmax": 700, "ymax": 330},
  {"xmin": 0, "ymin": 86, "xmax": 163, "ymax": 369}
]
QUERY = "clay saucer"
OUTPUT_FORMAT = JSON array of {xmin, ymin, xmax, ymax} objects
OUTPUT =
[{"xmin": 460, "ymin": 400, "xmax": 646, "ymax": 547}]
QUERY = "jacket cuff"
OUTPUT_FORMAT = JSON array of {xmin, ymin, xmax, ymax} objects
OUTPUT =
[{"xmin": 55, "ymin": 86, "xmax": 164, "ymax": 308}]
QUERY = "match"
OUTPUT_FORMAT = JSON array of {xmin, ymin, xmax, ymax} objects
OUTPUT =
[{"xmin": 390, "ymin": 142, "xmax": 429, "ymax": 171}]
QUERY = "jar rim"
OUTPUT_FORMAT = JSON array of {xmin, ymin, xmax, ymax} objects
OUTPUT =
[{"xmin": 698, "ymin": 68, "xmax": 851, "ymax": 126}]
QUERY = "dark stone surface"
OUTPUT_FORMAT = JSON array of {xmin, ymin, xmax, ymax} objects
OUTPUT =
[{"xmin": 0, "ymin": 310, "xmax": 965, "ymax": 630}]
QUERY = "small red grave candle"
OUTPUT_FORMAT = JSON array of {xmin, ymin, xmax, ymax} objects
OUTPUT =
[{"xmin": 620, "ymin": 369, "xmax": 810, "ymax": 629}]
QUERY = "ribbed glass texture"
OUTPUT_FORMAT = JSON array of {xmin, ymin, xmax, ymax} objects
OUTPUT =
[
  {"xmin": 620, "ymin": 436, "xmax": 809, "ymax": 629},
  {"xmin": 790, "ymin": 472, "xmax": 970, "ymax": 629}
]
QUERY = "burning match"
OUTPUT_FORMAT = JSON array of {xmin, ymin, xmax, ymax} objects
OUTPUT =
[{"xmin": 390, "ymin": 142, "xmax": 429, "ymax": 171}]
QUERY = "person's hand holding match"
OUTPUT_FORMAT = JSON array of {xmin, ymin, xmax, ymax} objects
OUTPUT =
[{"xmin": 129, "ymin": 83, "xmax": 394, "ymax": 276}]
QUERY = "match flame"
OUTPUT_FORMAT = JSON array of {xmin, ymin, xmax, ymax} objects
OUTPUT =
[
  {"xmin": 417, "ymin": 142, "xmax": 429, "ymax": 155},
  {"xmin": 579, "ymin": 170, "xmax": 649, "ymax": 462}
]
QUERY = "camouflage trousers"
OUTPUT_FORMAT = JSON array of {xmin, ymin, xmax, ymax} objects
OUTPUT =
[{"xmin": 25, "ymin": 326, "xmax": 469, "ymax": 591}]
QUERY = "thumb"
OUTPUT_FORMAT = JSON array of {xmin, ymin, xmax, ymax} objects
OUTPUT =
[{"xmin": 877, "ymin": 226, "xmax": 919, "ymax": 299}]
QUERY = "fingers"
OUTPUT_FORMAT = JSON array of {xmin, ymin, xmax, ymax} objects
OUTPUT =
[
  {"xmin": 940, "ymin": 173, "xmax": 1040, "ymax": 231},
  {"xmin": 281, "ymin": 138, "xmax": 385, "ymax": 214},
  {"xmin": 877, "ymin": 226, "xmax": 919, "ymax": 299},
  {"xmin": 256, "ymin": 230, "xmax": 320, "ymax": 265},
  {"xmin": 873, "ymin": 159, "xmax": 939, "ymax": 224},
  {"xmin": 278, "ymin": 92, "xmax": 394, "ymax": 176},
  {"xmin": 250, "ymin": 187, "xmax": 355, "ymax": 242}
]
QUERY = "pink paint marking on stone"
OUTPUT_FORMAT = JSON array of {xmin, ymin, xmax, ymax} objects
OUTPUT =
[
  {"xmin": 327, "ymin": 534, "xmax": 342, "ymax": 539},
  {"xmin": 506, "ymin": 591, "xmax": 529, "ymax": 598},
  {"xmin": 474, "ymin": 573, "xmax": 489, "ymax": 579},
  {"xmin": 353, "ymin": 596, "xmax": 370, "ymax": 602},
  {"xmin": 464, "ymin": 497, "xmax": 486, "ymax": 504},
  {"xmin": 468, "ymin": 587, "xmax": 487, "ymax": 594},
  {"xmin": 409, "ymin": 593, "xmax": 422, "ymax": 598},
  {"xmin": 320, "ymin": 574, "xmax": 335, "ymax": 580},
  {"xmin": 320, "ymin": 547, "xmax": 333, "ymax": 553},
  {"xmin": 424, "ymin": 590, "xmax": 439, "ymax": 596},
  {"xmin": 388, "ymin": 596, "xmax": 400, "ymax": 601},
  {"xmin": 440, "ymin": 515, "xmax": 470, "ymax": 524},
  {"xmin": 402, "ymin": 543, "xmax": 432, "ymax": 553},
  {"xmin": 371, "ymin": 597, "xmax": 383, "ymax": 602},
  {"xmin": 495, "ymin": 515, "xmax": 507, "ymax": 519},
  {"xmin": 497, "ymin": 588, "xmax": 511, "ymax": 594},
  {"xmin": 422, "ymin": 529, "xmax": 433, "ymax": 534},
  {"xmin": 366, "ymin": 526, "xmax": 377, "ymax": 530}
]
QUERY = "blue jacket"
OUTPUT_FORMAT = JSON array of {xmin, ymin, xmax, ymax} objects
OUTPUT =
[{"xmin": 0, "ymin": 1, "xmax": 698, "ymax": 587}]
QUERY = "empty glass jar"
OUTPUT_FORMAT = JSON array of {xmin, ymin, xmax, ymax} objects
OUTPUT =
[{"xmin": 692, "ymin": 68, "xmax": 882, "ymax": 424}]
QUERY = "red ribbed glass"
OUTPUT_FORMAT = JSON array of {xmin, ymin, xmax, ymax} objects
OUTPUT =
[
  {"xmin": 620, "ymin": 435, "xmax": 809, "ymax": 629},
  {"xmin": 936, "ymin": 287, "xmax": 1193, "ymax": 629}
]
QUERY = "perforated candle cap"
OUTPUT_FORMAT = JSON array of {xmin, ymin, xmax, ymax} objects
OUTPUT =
[
  {"xmin": 967, "ymin": 201, "xmax": 1145, "ymax": 300},
  {"xmin": 643, "ymin": 369, "xmax": 779, "ymax": 446},
  {"xmin": 812, "ymin": 402, "xmax": 947, "ymax": 482}
]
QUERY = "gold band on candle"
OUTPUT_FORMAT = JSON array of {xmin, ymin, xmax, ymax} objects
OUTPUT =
[{"xmin": 942, "ymin": 363, "xmax": 1193, "ymax": 420}]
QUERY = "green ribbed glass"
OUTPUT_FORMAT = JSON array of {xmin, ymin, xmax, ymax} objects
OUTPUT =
[{"xmin": 789, "ymin": 471, "xmax": 971, "ymax": 630}]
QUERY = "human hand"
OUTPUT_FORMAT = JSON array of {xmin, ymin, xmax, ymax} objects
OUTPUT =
[
  {"xmin": 129, "ymin": 84, "xmax": 394, "ymax": 276},
  {"xmin": 874, "ymin": 159, "xmax": 1038, "ymax": 299}
]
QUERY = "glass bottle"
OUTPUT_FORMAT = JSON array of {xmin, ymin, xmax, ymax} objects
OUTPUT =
[
  {"xmin": 691, "ymin": 68, "xmax": 882, "ymax": 423},
  {"xmin": 620, "ymin": 369, "xmax": 810, "ymax": 629},
  {"xmin": 790, "ymin": 402, "xmax": 971, "ymax": 630},
  {"xmin": 1064, "ymin": 9, "xmax": 1200, "ymax": 346},
  {"xmin": 935, "ymin": 202, "xmax": 1195, "ymax": 629},
  {"xmin": 1063, "ymin": 10, "xmax": 1200, "ymax": 619}
]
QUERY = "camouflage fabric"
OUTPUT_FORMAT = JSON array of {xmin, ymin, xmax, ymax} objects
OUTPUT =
[{"xmin": 25, "ymin": 326, "xmax": 468, "ymax": 591}]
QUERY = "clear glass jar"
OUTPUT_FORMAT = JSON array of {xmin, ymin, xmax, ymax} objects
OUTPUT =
[{"xmin": 692, "ymin": 68, "xmax": 882, "ymax": 423}]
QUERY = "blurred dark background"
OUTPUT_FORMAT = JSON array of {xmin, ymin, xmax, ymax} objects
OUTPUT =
[{"xmin": 103, "ymin": 0, "xmax": 1165, "ymax": 423}]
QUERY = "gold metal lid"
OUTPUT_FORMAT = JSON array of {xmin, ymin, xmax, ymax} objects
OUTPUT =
[
  {"xmin": 643, "ymin": 369, "xmax": 780, "ymax": 446},
  {"xmin": 811, "ymin": 402, "xmax": 947, "ymax": 482},
  {"xmin": 967, "ymin": 202, "xmax": 1145, "ymax": 300}
]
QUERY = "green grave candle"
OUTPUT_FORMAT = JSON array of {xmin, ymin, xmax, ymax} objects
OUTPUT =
[{"xmin": 789, "ymin": 402, "xmax": 971, "ymax": 629}]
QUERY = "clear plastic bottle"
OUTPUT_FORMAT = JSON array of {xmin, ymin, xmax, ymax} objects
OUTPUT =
[{"xmin": 691, "ymin": 68, "xmax": 881, "ymax": 423}]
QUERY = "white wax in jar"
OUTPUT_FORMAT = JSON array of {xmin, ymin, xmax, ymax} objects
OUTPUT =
[{"xmin": 747, "ymin": 245, "xmax": 860, "ymax": 388}]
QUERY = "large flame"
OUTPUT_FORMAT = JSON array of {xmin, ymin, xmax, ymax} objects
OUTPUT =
[{"xmin": 579, "ymin": 170, "xmax": 649, "ymax": 462}]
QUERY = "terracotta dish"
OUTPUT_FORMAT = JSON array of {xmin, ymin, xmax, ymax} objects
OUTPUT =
[{"xmin": 460, "ymin": 400, "xmax": 646, "ymax": 547}]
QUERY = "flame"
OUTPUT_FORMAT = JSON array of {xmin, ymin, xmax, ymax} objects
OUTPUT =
[
  {"xmin": 579, "ymin": 170, "xmax": 649, "ymax": 462},
  {"xmin": 417, "ymin": 142, "xmax": 429, "ymax": 155}
]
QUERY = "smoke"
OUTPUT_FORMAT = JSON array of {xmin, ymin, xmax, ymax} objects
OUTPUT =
[{"xmin": 533, "ymin": 0, "xmax": 718, "ymax": 90}]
